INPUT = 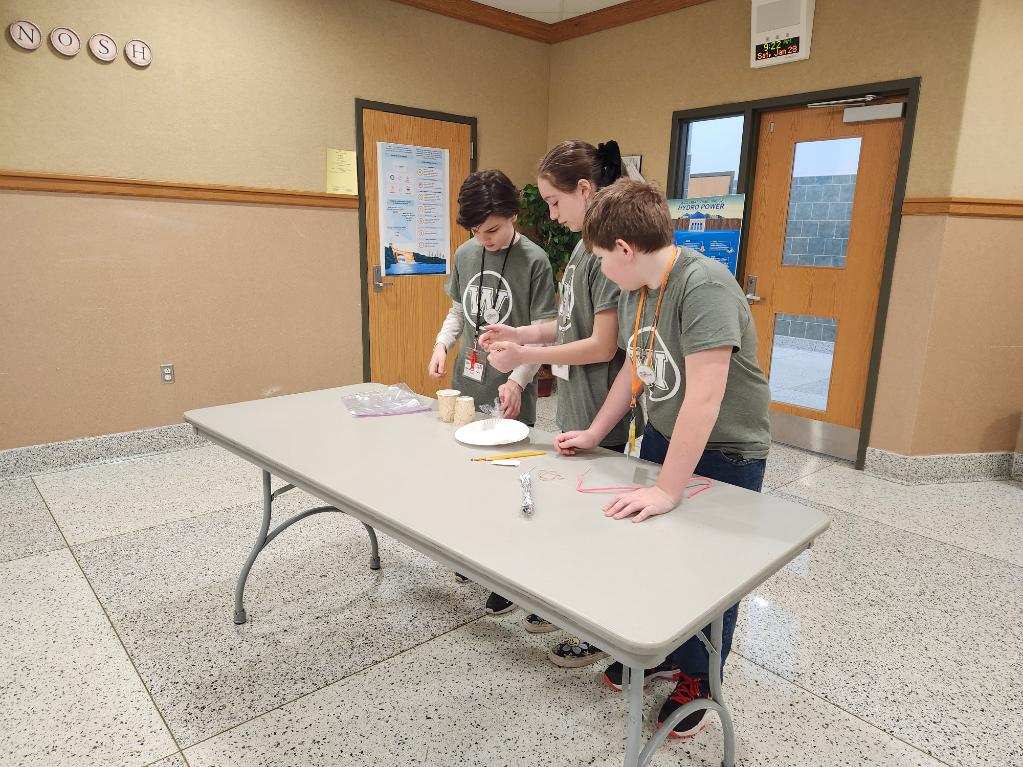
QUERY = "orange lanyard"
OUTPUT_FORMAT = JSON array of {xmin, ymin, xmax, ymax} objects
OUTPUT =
[{"xmin": 629, "ymin": 247, "xmax": 679, "ymax": 407}]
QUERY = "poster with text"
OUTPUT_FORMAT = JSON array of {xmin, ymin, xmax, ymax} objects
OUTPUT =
[
  {"xmin": 377, "ymin": 142, "xmax": 450, "ymax": 276},
  {"xmin": 666, "ymin": 194, "xmax": 746, "ymax": 275}
]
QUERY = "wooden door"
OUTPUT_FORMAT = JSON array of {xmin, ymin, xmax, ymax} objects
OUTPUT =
[
  {"xmin": 743, "ymin": 104, "xmax": 903, "ymax": 442},
  {"xmin": 359, "ymin": 104, "xmax": 474, "ymax": 396}
]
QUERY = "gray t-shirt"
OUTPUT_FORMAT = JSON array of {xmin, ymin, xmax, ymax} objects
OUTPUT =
[
  {"xmin": 555, "ymin": 240, "xmax": 634, "ymax": 446},
  {"xmin": 446, "ymin": 234, "xmax": 557, "ymax": 425},
  {"xmin": 617, "ymin": 248, "xmax": 771, "ymax": 458}
]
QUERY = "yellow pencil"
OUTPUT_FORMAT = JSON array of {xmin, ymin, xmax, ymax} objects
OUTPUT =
[{"xmin": 470, "ymin": 450, "xmax": 546, "ymax": 462}]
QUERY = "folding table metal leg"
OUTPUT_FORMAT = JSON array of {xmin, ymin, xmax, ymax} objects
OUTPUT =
[
  {"xmin": 623, "ymin": 665, "xmax": 645, "ymax": 767},
  {"xmin": 233, "ymin": 469, "xmax": 383, "ymax": 625},
  {"xmin": 626, "ymin": 613, "xmax": 737, "ymax": 767},
  {"xmin": 233, "ymin": 471, "xmax": 273, "ymax": 625}
]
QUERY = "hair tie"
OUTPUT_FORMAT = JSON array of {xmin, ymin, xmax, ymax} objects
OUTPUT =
[{"xmin": 596, "ymin": 140, "xmax": 623, "ymax": 186}]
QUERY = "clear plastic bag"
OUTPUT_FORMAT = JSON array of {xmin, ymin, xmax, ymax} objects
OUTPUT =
[{"xmin": 341, "ymin": 383, "xmax": 430, "ymax": 418}]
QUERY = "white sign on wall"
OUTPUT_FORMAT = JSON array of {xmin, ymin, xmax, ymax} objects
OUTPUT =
[
  {"xmin": 89, "ymin": 33, "xmax": 117, "ymax": 62},
  {"xmin": 8, "ymin": 20, "xmax": 42, "ymax": 50},
  {"xmin": 49, "ymin": 27, "xmax": 81, "ymax": 57},
  {"xmin": 124, "ymin": 39, "xmax": 152, "ymax": 67}
]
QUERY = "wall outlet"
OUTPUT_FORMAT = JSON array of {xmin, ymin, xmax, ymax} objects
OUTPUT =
[{"xmin": 160, "ymin": 363, "xmax": 175, "ymax": 383}]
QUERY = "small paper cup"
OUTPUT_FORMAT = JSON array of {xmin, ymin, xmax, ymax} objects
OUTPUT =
[{"xmin": 437, "ymin": 389, "xmax": 461, "ymax": 422}]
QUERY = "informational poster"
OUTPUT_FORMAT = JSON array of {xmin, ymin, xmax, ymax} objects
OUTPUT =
[
  {"xmin": 377, "ymin": 142, "xmax": 450, "ymax": 276},
  {"xmin": 325, "ymin": 148, "xmax": 358, "ymax": 195},
  {"xmin": 667, "ymin": 194, "xmax": 746, "ymax": 275}
]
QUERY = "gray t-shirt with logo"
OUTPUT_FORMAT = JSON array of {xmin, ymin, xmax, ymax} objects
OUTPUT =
[
  {"xmin": 555, "ymin": 240, "xmax": 634, "ymax": 446},
  {"xmin": 446, "ymin": 234, "xmax": 557, "ymax": 425},
  {"xmin": 617, "ymin": 248, "xmax": 771, "ymax": 458}
]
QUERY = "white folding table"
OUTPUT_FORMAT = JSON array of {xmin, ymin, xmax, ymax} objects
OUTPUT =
[{"xmin": 185, "ymin": 385, "xmax": 830, "ymax": 767}]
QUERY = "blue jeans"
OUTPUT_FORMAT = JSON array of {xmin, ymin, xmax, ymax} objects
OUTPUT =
[{"xmin": 639, "ymin": 424, "xmax": 766, "ymax": 683}]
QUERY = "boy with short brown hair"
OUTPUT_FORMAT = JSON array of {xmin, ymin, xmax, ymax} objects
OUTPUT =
[{"xmin": 555, "ymin": 178, "xmax": 771, "ymax": 739}]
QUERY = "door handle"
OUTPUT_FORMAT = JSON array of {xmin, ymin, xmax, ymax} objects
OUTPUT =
[
  {"xmin": 745, "ymin": 275, "xmax": 762, "ymax": 303},
  {"xmin": 373, "ymin": 266, "xmax": 393, "ymax": 293}
]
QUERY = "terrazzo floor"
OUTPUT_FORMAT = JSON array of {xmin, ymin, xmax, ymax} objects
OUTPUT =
[{"xmin": 2, "ymin": 406, "xmax": 1020, "ymax": 766}]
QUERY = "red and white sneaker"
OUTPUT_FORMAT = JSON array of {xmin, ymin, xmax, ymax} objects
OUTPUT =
[{"xmin": 657, "ymin": 672, "xmax": 709, "ymax": 739}]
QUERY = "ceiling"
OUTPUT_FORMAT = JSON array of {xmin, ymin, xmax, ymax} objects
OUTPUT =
[{"xmin": 475, "ymin": 1, "xmax": 628, "ymax": 23}]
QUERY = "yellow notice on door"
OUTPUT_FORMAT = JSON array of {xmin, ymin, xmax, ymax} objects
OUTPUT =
[{"xmin": 326, "ymin": 148, "xmax": 358, "ymax": 195}]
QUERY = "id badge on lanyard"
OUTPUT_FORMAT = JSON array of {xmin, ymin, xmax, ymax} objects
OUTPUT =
[{"xmin": 464, "ymin": 348, "xmax": 487, "ymax": 382}]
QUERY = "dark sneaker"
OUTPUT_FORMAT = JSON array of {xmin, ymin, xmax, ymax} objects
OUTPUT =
[
  {"xmin": 485, "ymin": 592, "xmax": 515, "ymax": 615},
  {"xmin": 602, "ymin": 660, "xmax": 680, "ymax": 692},
  {"xmin": 523, "ymin": 613, "xmax": 557, "ymax": 633},
  {"xmin": 657, "ymin": 672, "xmax": 709, "ymax": 739},
  {"xmin": 548, "ymin": 638, "xmax": 608, "ymax": 668}
]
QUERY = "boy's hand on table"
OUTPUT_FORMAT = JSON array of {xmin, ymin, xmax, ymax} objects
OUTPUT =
[
  {"xmin": 554, "ymin": 430, "xmax": 598, "ymax": 455},
  {"xmin": 604, "ymin": 485, "xmax": 680, "ymax": 523},
  {"xmin": 498, "ymin": 380, "xmax": 522, "ymax": 419},
  {"xmin": 479, "ymin": 324, "xmax": 520, "ymax": 349},
  {"xmin": 487, "ymin": 341, "xmax": 525, "ymax": 373}
]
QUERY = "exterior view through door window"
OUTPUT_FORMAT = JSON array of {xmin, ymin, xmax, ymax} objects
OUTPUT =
[
  {"xmin": 782, "ymin": 137, "xmax": 861, "ymax": 267},
  {"xmin": 770, "ymin": 137, "xmax": 861, "ymax": 410},
  {"xmin": 682, "ymin": 114, "xmax": 744, "ymax": 197},
  {"xmin": 770, "ymin": 313, "xmax": 838, "ymax": 410}
]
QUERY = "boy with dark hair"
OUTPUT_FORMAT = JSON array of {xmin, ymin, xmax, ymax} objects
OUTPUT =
[{"xmin": 429, "ymin": 169, "xmax": 557, "ymax": 617}]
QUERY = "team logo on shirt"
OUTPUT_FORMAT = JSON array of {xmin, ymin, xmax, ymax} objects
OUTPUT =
[
  {"xmin": 627, "ymin": 326, "xmax": 681, "ymax": 402},
  {"xmin": 463, "ymin": 270, "xmax": 513, "ymax": 328},
  {"xmin": 557, "ymin": 264, "xmax": 576, "ymax": 332}
]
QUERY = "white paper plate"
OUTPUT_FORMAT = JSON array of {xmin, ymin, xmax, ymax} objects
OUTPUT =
[{"xmin": 454, "ymin": 418, "xmax": 530, "ymax": 447}]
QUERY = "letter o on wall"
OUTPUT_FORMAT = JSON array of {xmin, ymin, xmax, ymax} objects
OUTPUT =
[
  {"xmin": 8, "ymin": 20, "xmax": 42, "ymax": 50},
  {"xmin": 124, "ymin": 39, "xmax": 152, "ymax": 68},
  {"xmin": 89, "ymin": 33, "xmax": 117, "ymax": 62},
  {"xmin": 50, "ymin": 27, "xmax": 81, "ymax": 57}
]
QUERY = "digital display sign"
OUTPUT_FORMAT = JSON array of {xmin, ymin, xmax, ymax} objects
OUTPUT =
[{"xmin": 755, "ymin": 36, "xmax": 800, "ymax": 61}]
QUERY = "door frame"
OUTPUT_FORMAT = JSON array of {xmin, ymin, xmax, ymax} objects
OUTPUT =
[
  {"xmin": 666, "ymin": 78, "xmax": 921, "ymax": 468},
  {"xmin": 354, "ymin": 99, "xmax": 478, "ymax": 383}
]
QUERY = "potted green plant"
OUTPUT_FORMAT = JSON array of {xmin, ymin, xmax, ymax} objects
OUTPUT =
[{"xmin": 518, "ymin": 184, "xmax": 579, "ymax": 398}]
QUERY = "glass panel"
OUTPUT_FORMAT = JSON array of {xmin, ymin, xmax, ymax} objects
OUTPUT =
[
  {"xmin": 782, "ymin": 137, "xmax": 862, "ymax": 268},
  {"xmin": 682, "ymin": 115, "xmax": 744, "ymax": 197},
  {"xmin": 769, "ymin": 313, "xmax": 837, "ymax": 411}
]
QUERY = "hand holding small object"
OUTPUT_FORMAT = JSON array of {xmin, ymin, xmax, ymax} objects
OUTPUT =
[
  {"xmin": 498, "ymin": 380, "xmax": 522, "ymax": 420},
  {"xmin": 488, "ymin": 341, "xmax": 525, "ymax": 373},
  {"xmin": 479, "ymin": 324, "xmax": 521, "ymax": 350},
  {"xmin": 427, "ymin": 343, "xmax": 447, "ymax": 378},
  {"xmin": 554, "ymin": 429, "xmax": 598, "ymax": 455}
]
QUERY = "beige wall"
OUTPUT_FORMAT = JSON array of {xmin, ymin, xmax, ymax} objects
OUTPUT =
[
  {"xmin": 547, "ymin": 0, "xmax": 978, "ymax": 196},
  {"xmin": 549, "ymin": 0, "xmax": 1023, "ymax": 456},
  {"xmin": 0, "ymin": 0, "xmax": 550, "ymax": 188},
  {"xmin": 860, "ymin": 0, "xmax": 1023, "ymax": 455},
  {"xmin": 0, "ymin": 0, "xmax": 551, "ymax": 450},
  {"xmin": 0, "ymin": 190, "xmax": 362, "ymax": 449},
  {"xmin": 2, "ymin": 0, "xmax": 1018, "ymax": 455},
  {"xmin": 868, "ymin": 216, "xmax": 944, "ymax": 455},
  {"xmin": 951, "ymin": 0, "xmax": 1023, "ymax": 198},
  {"xmin": 871, "ymin": 216, "xmax": 1023, "ymax": 454}
]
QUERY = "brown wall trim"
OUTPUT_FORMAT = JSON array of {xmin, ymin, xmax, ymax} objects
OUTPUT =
[
  {"xmin": 901, "ymin": 197, "xmax": 1023, "ymax": 218},
  {"xmin": 387, "ymin": 0, "xmax": 552, "ymax": 42},
  {"xmin": 0, "ymin": 170, "xmax": 359, "ymax": 209},
  {"xmin": 548, "ymin": 0, "xmax": 715, "ymax": 42},
  {"xmin": 389, "ymin": 0, "xmax": 714, "ymax": 43}
]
